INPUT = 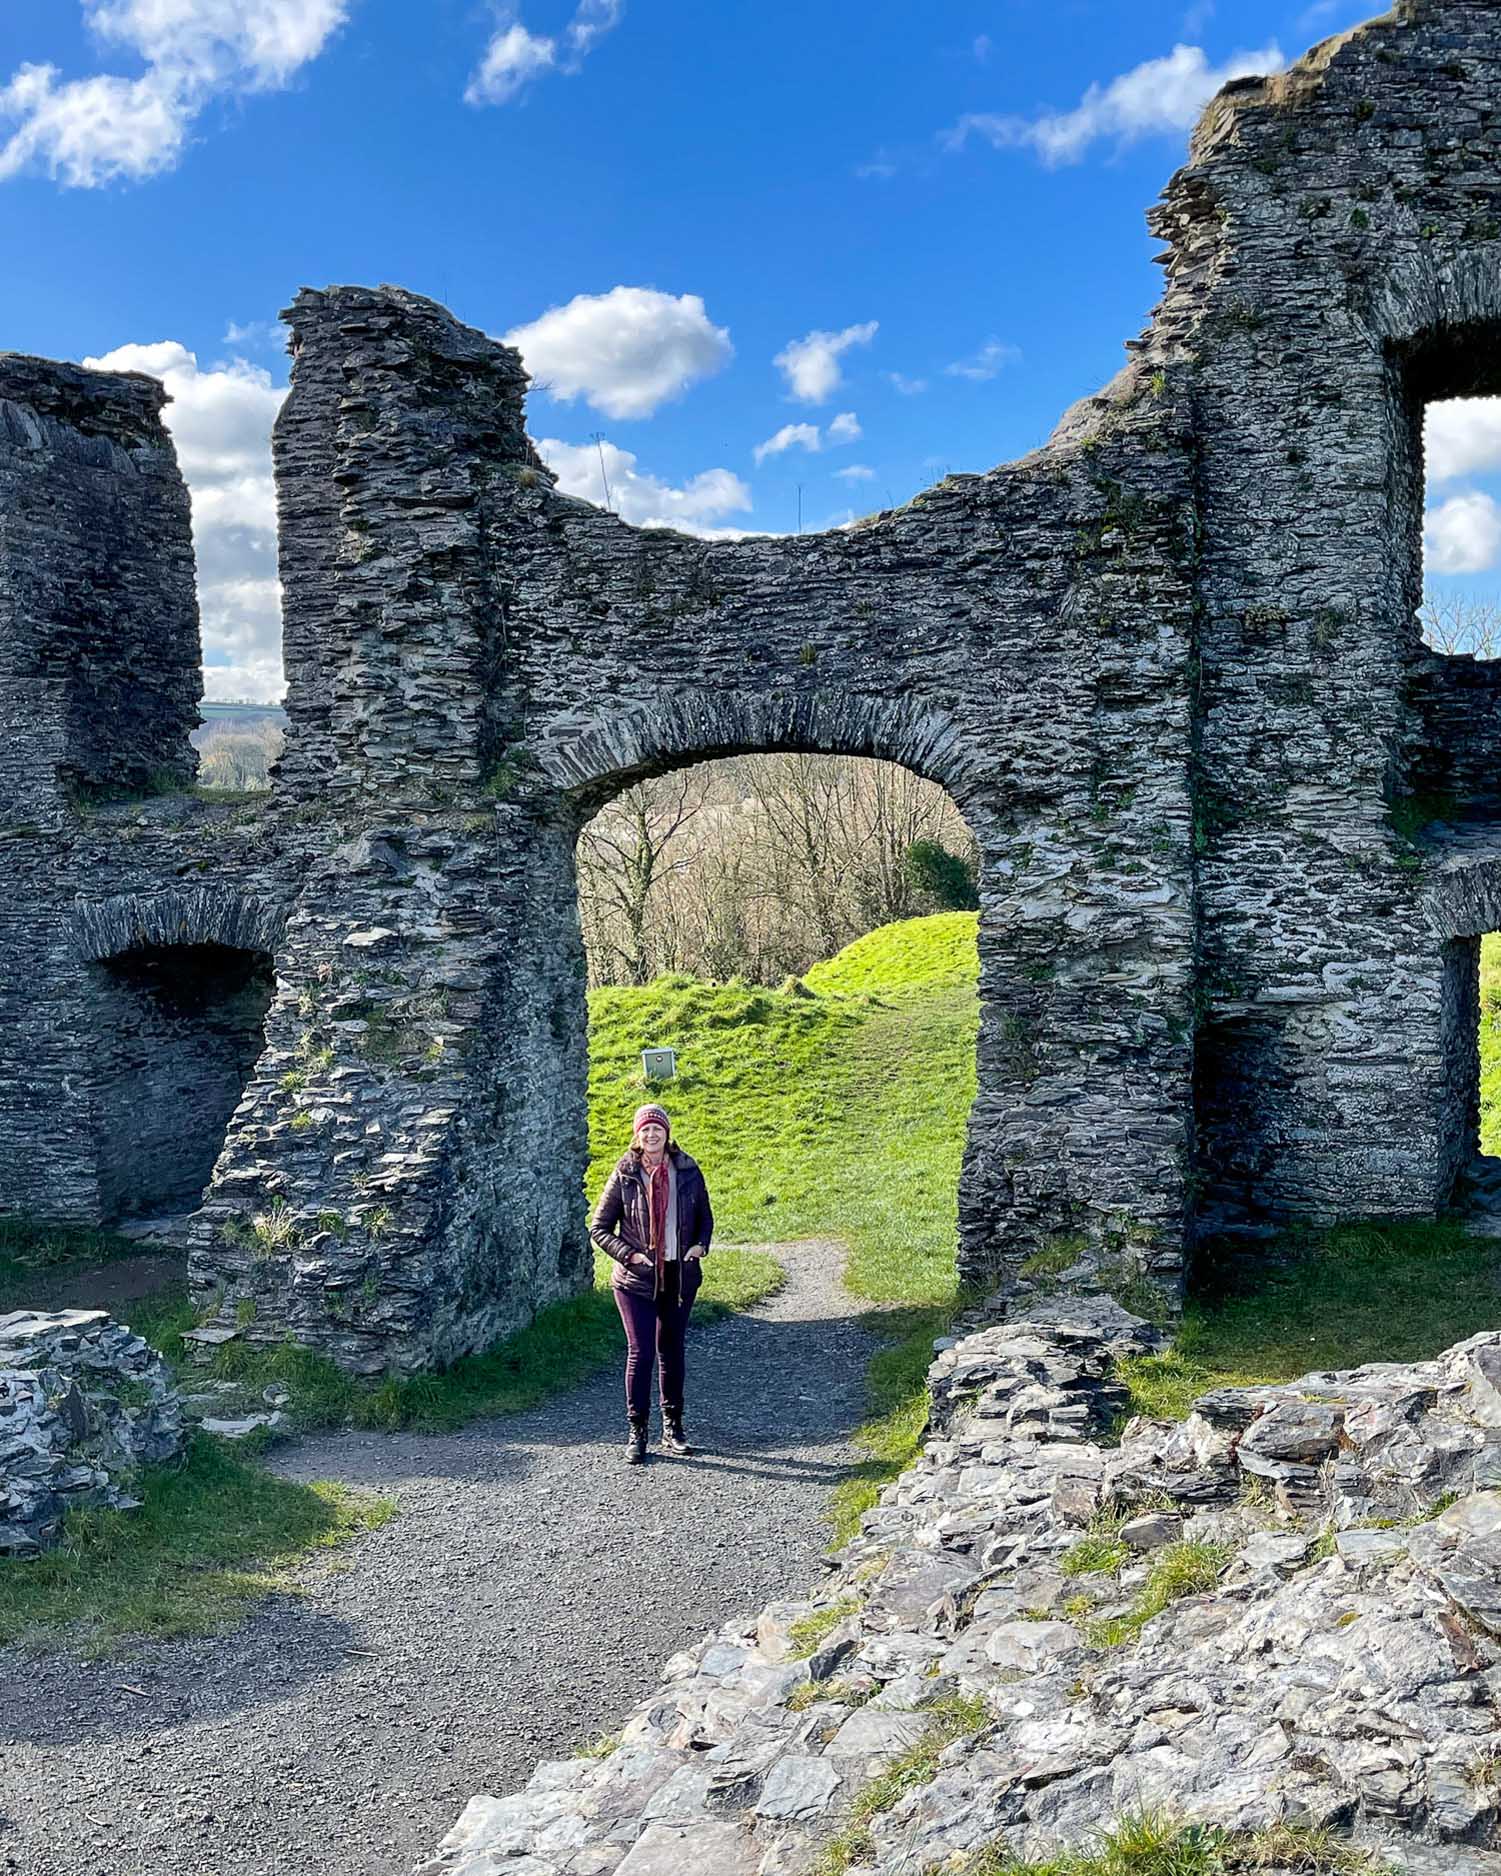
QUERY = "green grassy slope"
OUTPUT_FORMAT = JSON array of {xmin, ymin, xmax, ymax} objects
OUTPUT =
[
  {"xmin": 589, "ymin": 911, "xmax": 981, "ymax": 1540},
  {"xmin": 587, "ymin": 912, "xmax": 979, "ymax": 1309},
  {"xmin": 1483, "ymin": 933, "xmax": 1501, "ymax": 1158}
]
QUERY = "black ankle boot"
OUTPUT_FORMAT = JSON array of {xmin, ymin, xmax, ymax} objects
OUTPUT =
[
  {"xmin": 661, "ymin": 1411, "xmax": 693, "ymax": 1456},
  {"xmin": 625, "ymin": 1418, "xmax": 648, "ymax": 1465}
]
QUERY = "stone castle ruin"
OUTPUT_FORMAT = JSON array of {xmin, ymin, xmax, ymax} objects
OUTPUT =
[{"xmin": 3, "ymin": 0, "xmax": 1500, "ymax": 1376}]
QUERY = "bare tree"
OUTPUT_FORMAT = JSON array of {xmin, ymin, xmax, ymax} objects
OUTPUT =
[
  {"xmin": 577, "ymin": 772, "xmax": 702, "ymax": 985},
  {"xmin": 193, "ymin": 721, "xmax": 285, "ymax": 789},
  {"xmin": 575, "ymin": 753, "xmax": 977, "ymax": 987},
  {"xmin": 1421, "ymin": 588, "xmax": 1501, "ymax": 659}
]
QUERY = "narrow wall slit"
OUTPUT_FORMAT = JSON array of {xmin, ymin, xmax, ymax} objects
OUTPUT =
[{"xmin": 92, "ymin": 941, "xmax": 275, "ymax": 1225}]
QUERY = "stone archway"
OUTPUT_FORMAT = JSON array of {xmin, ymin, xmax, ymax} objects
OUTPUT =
[
  {"xmin": 27, "ymin": 7, "xmax": 1501, "ymax": 1372},
  {"xmin": 74, "ymin": 892, "xmax": 285, "ymax": 1228},
  {"xmin": 551, "ymin": 701, "xmax": 998, "ymax": 1275}
]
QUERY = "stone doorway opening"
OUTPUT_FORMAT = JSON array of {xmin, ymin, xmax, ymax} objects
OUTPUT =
[
  {"xmin": 571, "ymin": 749, "xmax": 982, "ymax": 1299},
  {"xmin": 91, "ymin": 941, "xmax": 275, "ymax": 1230}
]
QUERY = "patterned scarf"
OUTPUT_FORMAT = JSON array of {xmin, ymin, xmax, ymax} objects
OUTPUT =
[{"xmin": 647, "ymin": 1156, "xmax": 671, "ymax": 1261}]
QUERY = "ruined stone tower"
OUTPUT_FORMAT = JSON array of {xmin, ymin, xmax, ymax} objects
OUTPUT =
[{"xmin": 3, "ymin": 0, "xmax": 1501, "ymax": 1375}]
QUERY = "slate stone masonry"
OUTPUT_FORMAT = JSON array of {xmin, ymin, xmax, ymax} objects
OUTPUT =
[
  {"xmin": 4, "ymin": 1, "xmax": 1501, "ymax": 1374},
  {"xmin": 0, "ymin": 1308, "xmax": 185, "ymax": 1557}
]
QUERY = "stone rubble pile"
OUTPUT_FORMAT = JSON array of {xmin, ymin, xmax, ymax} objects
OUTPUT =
[
  {"xmin": 418, "ymin": 1296, "xmax": 1501, "ymax": 1875},
  {"xmin": 0, "ymin": 1308, "xmax": 185, "ymax": 1557}
]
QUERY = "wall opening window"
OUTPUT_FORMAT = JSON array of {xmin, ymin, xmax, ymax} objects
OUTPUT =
[
  {"xmin": 1411, "ymin": 338, "xmax": 1501, "ymax": 659},
  {"xmin": 92, "ymin": 941, "xmax": 275, "ymax": 1225}
]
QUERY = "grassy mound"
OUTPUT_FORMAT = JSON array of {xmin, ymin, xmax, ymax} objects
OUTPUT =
[
  {"xmin": 588, "ymin": 912, "xmax": 979, "ymax": 1308},
  {"xmin": 802, "ymin": 909, "xmax": 979, "ymax": 996}
]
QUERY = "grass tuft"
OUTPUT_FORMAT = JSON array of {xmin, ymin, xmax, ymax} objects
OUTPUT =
[
  {"xmin": 786, "ymin": 1598, "xmax": 860, "ymax": 1659},
  {"xmin": 1080, "ymin": 1541, "xmax": 1230, "ymax": 1650},
  {"xmin": 956, "ymin": 1810, "xmax": 1393, "ymax": 1872},
  {"xmin": 812, "ymin": 1694, "xmax": 992, "ymax": 1875},
  {"xmin": 0, "ymin": 1434, "xmax": 393, "ymax": 1657},
  {"xmin": 1061, "ymin": 1535, "xmax": 1130, "ymax": 1578}
]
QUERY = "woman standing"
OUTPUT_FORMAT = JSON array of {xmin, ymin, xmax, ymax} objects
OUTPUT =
[{"xmin": 590, "ymin": 1102, "xmax": 714, "ymax": 1465}]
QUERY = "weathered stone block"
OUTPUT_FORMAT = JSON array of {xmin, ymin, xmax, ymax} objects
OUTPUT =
[{"xmin": 0, "ymin": 1308, "xmax": 185, "ymax": 1556}]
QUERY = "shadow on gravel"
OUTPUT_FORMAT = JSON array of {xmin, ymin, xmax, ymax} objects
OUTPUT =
[
  {"xmin": 274, "ymin": 1302, "xmax": 874, "ymax": 1488},
  {"xmin": 0, "ymin": 1261, "xmax": 874, "ymax": 1758},
  {"xmin": 0, "ymin": 1599, "xmax": 366, "ymax": 1746}
]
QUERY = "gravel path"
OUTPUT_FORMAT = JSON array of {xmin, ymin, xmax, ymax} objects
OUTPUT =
[{"xmin": 0, "ymin": 1241, "xmax": 876, "ymax": 1876}]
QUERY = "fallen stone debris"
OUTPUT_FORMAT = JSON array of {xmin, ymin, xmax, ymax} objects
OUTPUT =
[
  {"xmin": 417, "ymin": 1296, "xmax": 1501, "ymax": 1875},
  {"xmin": 0, "ymin": 1308, "xmax": 184, "ymax": 1557}
]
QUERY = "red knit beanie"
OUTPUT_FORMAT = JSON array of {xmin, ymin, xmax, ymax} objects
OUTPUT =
[{"xmin": 632, "ymin": 1103, "xmax": 671, "ymax": 1139}]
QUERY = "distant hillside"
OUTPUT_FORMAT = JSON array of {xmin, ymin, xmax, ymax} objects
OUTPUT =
[
  {"xmin": 198, "ymin": 701, "xmax": 288, "ymax": 727},
  {"xmin": 586, "ymin": 913, "xmax": 980, "ymax": 1307}
]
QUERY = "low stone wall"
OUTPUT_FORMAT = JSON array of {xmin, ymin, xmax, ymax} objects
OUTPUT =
[
  {"xmin": 0, "ymin": 1309, "xmax": 185, "ymax": 1557},
  {"xmin": 417, "ymin": 1297, "xmax": 1501, "ymax": 1875}
]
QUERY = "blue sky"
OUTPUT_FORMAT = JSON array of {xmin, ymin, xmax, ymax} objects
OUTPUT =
[{"xmin": 3, "ymin": 0, "xmax": 1492, "ymax": 697}]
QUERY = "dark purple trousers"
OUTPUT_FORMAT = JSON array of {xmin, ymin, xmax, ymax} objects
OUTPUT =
[{"xmin": 613, "ymin": 1264, "xmax": 698, "ymax": 1422}]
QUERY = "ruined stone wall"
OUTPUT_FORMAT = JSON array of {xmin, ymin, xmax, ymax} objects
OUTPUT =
[
  {"xmin": 0, "ymin": 357, "xmax": 200, "ymax": 826},
  {"xmin": 132, "ymin": 277, "xmax": 1191, "ymax": 1371},
  {"xmin": 1141, "ymin": 0, "xmax": 1501, "ymax": 1228},
  {"xmin": 8, "ymin": 1, "xmax": 1501, "ymax": 1375}
]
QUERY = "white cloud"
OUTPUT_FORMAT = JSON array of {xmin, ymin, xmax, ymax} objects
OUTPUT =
[
  {"xmin": 774, "ymin": 321, "xmax": 878, "ymax": 404},
  {"xmin": 223, "ymin": 316, "xmax": 283, "ymax": 352},
  {"xmin": 466, "ymin": 0, "xmax": 622, "ymax": 107},
  {"xmin": 945, "ymin": 41, "xmax": 1285, "ymax": 166},
  {"xmin": 89, "ymin": 0, "xmax": 348, "ymax": 86},
  {"xmin": 0, "ymin": 1, "xmax": 348, "ymax": 187},
  {"xmin": 1426, "ymin": 399, "xmax": 1501, "ymax": 483},
  {"xmin": 752, "ymin": 413, "xmax": 862, "ymax": 465},
  {"xmin": 465, "ymin": 22, "xmax": 555, "ymax": 105},
  {"xmin": 538, "ymin": 436, "xmax": 754, "ymax": 538},
  {"xmin": 945, "ymin": 338, "xmax": 1021, "ymax": 381},
  {"xmin": 854, "ymin": 155, "xmax": 897, "ymax": 181},
  {"xmin": 1425, "ymin": 493, "xmax": 1501, "ymax": 575},
  {"xmin": 504, "ymin": 286, "xmax": 731, "ymax": 421},
  {"xmin": 564, "ymin": 0, "xmax": 622, "ymax": 60},
  {"xmin": 887, "ymin": 371, "xmax": 928, "ymax": 396},
  {"xmin": 835, "ymin": 464, "xmax": 875, "ymax": 482},
  {"xmin": 85, "ymin": 339, "xmax": 287, "ymax": 701},
  {"xmin": 754, "ymin": 422, "xmax": 820, "ymax": 466}
]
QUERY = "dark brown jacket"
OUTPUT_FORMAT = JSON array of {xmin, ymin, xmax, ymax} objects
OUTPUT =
[{"xmin": 590, "ymin": 1145, "xmax": 714, "ymax": 1300}]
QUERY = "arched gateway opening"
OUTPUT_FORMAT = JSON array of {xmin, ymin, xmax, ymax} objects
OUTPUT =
[
  {"xmin": 537, "ymin": 698, "xmax": 1004, "ymax": 1319},
  {"xmin": 573, "ymin": 749, "xmax": 981, "ymax": 1307}
]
